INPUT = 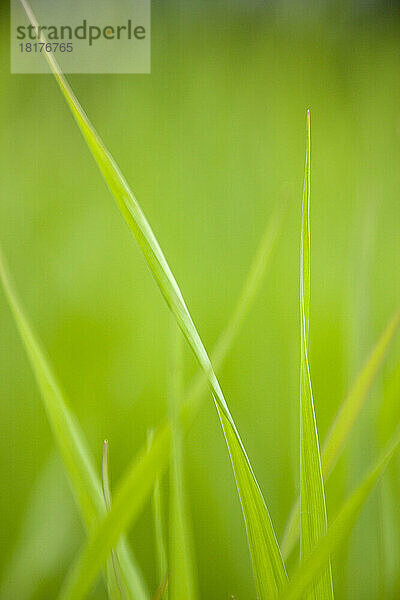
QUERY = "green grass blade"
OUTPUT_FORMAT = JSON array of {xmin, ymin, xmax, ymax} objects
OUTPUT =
[
  {"xmin": 148, "ymin": 430, "xmax": 168, "ymax": 594},
  {"xmin": 0, "ymin": 248, "xmax": 103, "ymax": 526},
  {"xmin": 299, "ymin": 110, "xmax": 333, "ymax": 598},
  {"xmin": 152, "ymin": 481, "xmax": 168, "ymax": 597},
  {"xmin": 280, "ymin": 426, "xmax": 400, "ymax": 600},
  {"xmin": 321, "ymin": 306, "xmax": 400, "ymax": 478},
  {"xmin": 55, "ymin": 72, "xmax": 287, "ymax": 586},
  {"xmin": 18, "ymin": 4, "xmax": 288, "ymax": 598},
  {"xmin": 0, "ymin": 248, "xmax": 149, "ymax": 600},
  {"xmin": 168, "ymin": 325, "xmax": 198, "ymax": 600},
  {"xmin": 102, "ymin": 441, "xmax": 127, "ymax": 600},
  {"xmin": 281, "ymin": 304, "xmax": 400, "ymax": 559},
  {"xmin": 59, "ymin": 425, "xmax": 172, "ymax": 600},
  {"xmin": 0, "ymin": 454, "xmax": 77, "ymax": 600}
]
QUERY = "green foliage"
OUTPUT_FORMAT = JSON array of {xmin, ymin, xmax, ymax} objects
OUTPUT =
[
  {"xmin": 148, "ymin": 430, "xmax": 168, "ymax": 596},
  {"xmin": 3, "ymin": 5, "xmax": 399, "ymax": 600},
  {"xmin": 168, "ymin": 325, "xmax": 197, "ymax": 600},
  {"xmin": 0, "ymin": 250, "xmax": 148, "ymax": 600},
  {"xmin": 47, "ymin": 49, "xmax": 287, "ymax": 600},
  {"xmin": 281, "ymin": 304, "xmax": 400, "ymax": 559},
  {"xmin": 281, "ymin": 426, "xmax": 400, "ymax": 600},
  {"xmin": 17, "ymin": 5, "xmax": 288, "ymax": 598}
]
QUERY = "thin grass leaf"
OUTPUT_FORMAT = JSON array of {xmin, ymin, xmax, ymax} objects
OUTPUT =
[
  {"xmin": 0, "ymin": 248, "xmax": 149, "ymax": 600},
  {"xmin": 280, "ymin": 425, "xmax": 400, "ymax": 600},
  {"xmin": 299, "ymin": 110, "xmax": 333, "ymax": 598},
  {"xmin": 168, "ymin": 324, "xmax": 198, "ymax": 600},
  {"xmin": 102, "ymin": 441, "xmax": 127, "ymax": 600},
  {"xmin": 148, "ymin": 430, "xmax": 168, "ymax": 594},
  {"xmin": 281, "ymin": 304, "xmax": 400, "ymax": 559},
  {"xmin": 18, "ymin": 3, "xmax": 288, "ymax": 598},
  {"xmin": 59, "ymin": 423, "xmax": 173, "ymax": 600}
]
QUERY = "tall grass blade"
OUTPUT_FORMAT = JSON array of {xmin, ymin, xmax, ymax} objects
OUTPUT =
[
  {"xmin": 148, "ymin": 430, "xmax": 168, "ymax": 595},
  {"xmin": 18, "ymin": 3, "xmax": 288, "ymax": 598},
  {"xmin": 0, "ymin": 248, "xmax": 149, "ymax": 600},
  {"xmin": 281, "ymin": 304, "xmax": 400, "ymax": 559},
  {"xmin": 299, "ymin": 110, "xmax": 333, "ymax": 598},
  {"xmin": 168, "ymin": 324, "xmax": 197, "ymax": 600},
  {"xmin": 280, "ymin": 426, "xmax": 400, "ymax": 600},
  {"xmin": 20, "ymin": 12, "xmax": 282, "ymax": 585}
]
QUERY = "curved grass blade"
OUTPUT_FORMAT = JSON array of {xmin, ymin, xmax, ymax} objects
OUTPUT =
[
  {"xmin": 281, "ymin": 304, "xmax": 400, "ymax": 559},
  {"xmin": 0, "ymin": 248, "xmax": 149, "ymax": 600},
  {"xmin": 168, "ymin": 325, "xmax": 197, "ymax": 600},
  {"xmin": 20, "ymin": 9, "xmax": 283, "ymax": 578},
  {"xmin": 55, "ymin": 73, "xmax": 287, "ymax": 587},
  {"xmin": 299, "ymin": 110, "xmax": 333, "ymax": 598},
  {"xmin": 18, "ymin": 3, "xmax": 288, "ymax": 598},
  {"xmin": 280, "ymin": 425, "xmax": 400, "ymax": 600}
]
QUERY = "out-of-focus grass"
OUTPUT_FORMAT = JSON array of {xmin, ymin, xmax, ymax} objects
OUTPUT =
[{"xmin": 0, "ymin": 3, "xmax": 400, "ymax": 599}]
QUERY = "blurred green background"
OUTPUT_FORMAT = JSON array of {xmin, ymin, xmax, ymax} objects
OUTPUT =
[{"xmin": 1, "ymin": 1, "xmax": 400, "ymax": 598}]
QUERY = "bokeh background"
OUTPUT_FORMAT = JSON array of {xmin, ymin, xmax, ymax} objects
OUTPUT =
[{"xmin": 1, "ymin": 1, "xmax": 400, "ymax": 598}]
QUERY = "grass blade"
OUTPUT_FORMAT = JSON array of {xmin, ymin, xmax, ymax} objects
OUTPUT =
[
  {"xmin": 59, "ymin": 424, "xmax": 172, "ymax": 600},
  {"xmin": 18, "ymin": 3, "xmax": 288, "ymax": 597},
  {"xmin": 0, "ymin": 248, "xmax": 103, "ymax": 528},
  {"xmin": 321, "ymin": 307, "xmax": 400, "ymax": 478},
  {"xmin": 148, "ymin": 430, "xmax": 168, "ymax": 595},
  {"xmin": 0, "ymin": 248, "xmax": 149, "ymax": 600},
  {"xmin": 168, "ymin": 324, "xmax": 198, "ymax": 600},
  {"xmin": 55, "ymin": 65, "xmax": 287, "ymax": 588},
  {"xmin": 299, "ymin": 110, "xmax": 333, "ymax": 598},
  {"xmin": 280, "ymin": 425, "xmax": 400, "ymax": 600},
  {"xmin": 102, "ymin": 441, "xmax": 127, "ymax": 600},
  {"xmin": 281, "ymin": 304, "xmax": 400, "ymax": 559},
  {"xmin": 18, "ymin": 10, "xmax": 282, "ymax": 583},
  {"xmin": 0, "ymin": 454, "xmax": 77, "ymax": 600}
]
